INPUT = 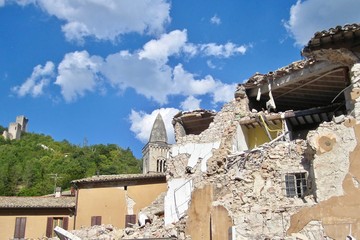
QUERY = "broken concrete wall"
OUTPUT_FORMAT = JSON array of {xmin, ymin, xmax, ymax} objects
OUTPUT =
[
  {"xmin": 166, "ymin": 100, "xmax": 247, "ymax": 187},
  {"xmin": 232, "ymin": 122, "xmax": 249, "ymax": 152},
  {"xmin": 170, "ymin": 141, "xmax": 221, "ymax": 172},
  {"xmin": 185, "ymin": 184, "xmax": 213, "ymax": 240},
  {"xmin": 212, "ymin": 139, "xmax": 316, "ymax": 239},
  {"xmin": 185, "ymin": 184, "xmax": 233, "ymax": 240},
  {"xmin": 164, "ymin": 178, "xmax": 193, "ymax": 225},
  {"xmin": 307, "ymin": 121, "xmax": 356, "ymax": 201},
  {"xmin": 284, "ymin": 62, "xmax": 360, "ymax": 239},
  {"xmin": 155, "ymin": 92, "xmax": 314, "ymax": 239},
  {"xmin": 164, "ymin": 97, "xmax": 319, "ymax": 239},
  {"xmin": 288, "ymin": 122, "xmax": 360, "ymax": 240}
]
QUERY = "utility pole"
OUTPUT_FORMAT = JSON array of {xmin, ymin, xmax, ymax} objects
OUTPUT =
[{"xmin": 48, "ymin": 173, "xmax": 63, "ymax": 194}]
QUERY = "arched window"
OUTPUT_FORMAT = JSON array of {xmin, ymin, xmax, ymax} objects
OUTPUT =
[{"xmin": 157, "ymin": 158, "xmax": 166, "ymax": 172}]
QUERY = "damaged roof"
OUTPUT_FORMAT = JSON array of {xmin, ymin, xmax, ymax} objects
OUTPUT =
[
  {"xmin": 239, "ymin": 23, "xmax": 360, "ymax": 112},
  {"xmin": 242, "ymin": 58, "xmax": 317, "ymax": 89},
  {"xmin": 72, "ymin": 173, "xmax": 166, "ymax": 188},
  {"xmin": 0, "ymin": 196, "xmax": 75, "ymax": 209},
  {"xmin": 303, "ymin": 23, "xmax": 360, "ymax": 57},
  {"xmin": 247, "ymin": 62, "xmax": 348, "ymax": 111},
  {"xmin": 172, "ymin": 110, "xmax": 216, "ymax": 135},
  {"xmin": 239, "ymin": 104, "xmax": 345, "ymax": 130}
]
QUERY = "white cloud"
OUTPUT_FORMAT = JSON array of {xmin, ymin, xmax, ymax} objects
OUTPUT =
[
  {"xmin": 101, "ymin": 53, "xmax": 236, "ymax": 105},
  {"xmin": 16, "ymin": 29, "xmax": 240, "ymax": 105},
  {"xmin": 0, "ymin": 0, "xmax": 5, "ymax": 7},
  {"xmin": 22, "ymin": 51, "xmax": 236, "ymax": 105},
  {"xmin": 200, "ymin": 42, "xmax": 247, "ymax": 57},
  {"xmin": 55, "ymin": 51, "xmax": 103, "ymax": 102},
  {"xmin": 139, "ymin": 29, "xmax": 247, "ymax": 61},
  {"xmin": 12, "ymin": 61, "xmax": 54, "ymax": 97},
  {"xmin": 172, "ymin": 64, "xmax": 218, "ymax": 96},
  {"xmin": 101, "ymin": 51, "xmax": 173, "ymax": 104},
  {"xmin": 139, "ymin": 29, "xmax": 187, "ymax": 64},
  {"xmin": 182, "ymin": 43, "xmax": 198, "ymax": 57},
  {"xmin": 61, "ymin": 22, "xmax": 90, "ymax": 45},
  {"xmin": 206, "ymin": 60, "xmax": 216, "ymax": 69},
  {"xmin": 212, "ymin": 83, "xmax": 236, "ymax": 103},
  {"xmin": 210, "ymin": 14, "xmax": 221, "ymax": 25},
  {"xmin": 284, "ymin": 0, "xmax": 360, "ymax": 46},
  {"xmin": 16, "ymin": 0, "xmax": 171, "ymax": 43},
  {"xmin": 129, "ymin": 108, "xmax": 179, "ymax": 144},
  {"xmin": 180, "ymin": 96, "xmax": 201, "ymax": 111}
]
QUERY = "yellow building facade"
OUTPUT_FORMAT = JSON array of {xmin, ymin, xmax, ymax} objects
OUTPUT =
[
  {"xmin": 0, "ymin": 196, "xmax": 75, "ymax": 239},
  {"xmin": 72, "ymin": 173, "xmax": 167, "ymax": 229}
]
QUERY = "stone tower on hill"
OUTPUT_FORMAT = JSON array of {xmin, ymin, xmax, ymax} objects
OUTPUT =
[
  {"xmin": 142, "ymin": 113, "xmax": 170, "ymax": 174},
  {"xmin": 2, "ymin": 115, "xmax": 28, "ymax": 140}
]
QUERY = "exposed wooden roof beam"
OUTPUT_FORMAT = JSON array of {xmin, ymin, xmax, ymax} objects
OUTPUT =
[{"xmin": 247, "ymin": 62, "xmax": 343, "ymax": 97}]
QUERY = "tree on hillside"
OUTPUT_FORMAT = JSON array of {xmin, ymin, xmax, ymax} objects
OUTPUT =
[{"xmin": 0, "ymin": 127, "xmax": 141, "ymax": 196}]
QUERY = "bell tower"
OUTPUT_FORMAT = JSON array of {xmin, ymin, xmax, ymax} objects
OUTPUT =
[{"xmin": 142, "ymin": 113, "xmax": 170, "ymax": 174}]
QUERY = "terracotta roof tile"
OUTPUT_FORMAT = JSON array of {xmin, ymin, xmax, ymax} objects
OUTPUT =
[
  {"xmin": 242, "ymin": 59, "xmax": 316, "ymax": 88},
  {"xmin": 0, "ymin": 196, "xmax": 75, "ymax": 208},
  {"xmin": 71, "ymin": 173, "xmax": 166, "ymax": 184},
  {"xmin": 303, "ymin": 23, "xmax": 360, "ymax": 56}
]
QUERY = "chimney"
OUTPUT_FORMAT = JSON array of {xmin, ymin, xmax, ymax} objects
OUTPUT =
[
  {"xmin": 70, "ymin": 186, "xmax": 76, "ymax": 196},
  {"xmin": 55, "ymin": 187, "xmax": 62, "ymax": 198}
]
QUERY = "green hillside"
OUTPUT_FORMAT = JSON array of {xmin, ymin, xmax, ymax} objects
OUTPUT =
[{"xmin": 0, "ymin": 128, "xmax": 141, "ymax": 196}]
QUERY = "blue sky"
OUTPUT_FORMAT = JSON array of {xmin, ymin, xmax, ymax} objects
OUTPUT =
[{"xmin": 1, "ymin": 0, "xmax": 359, "ymax": 158}]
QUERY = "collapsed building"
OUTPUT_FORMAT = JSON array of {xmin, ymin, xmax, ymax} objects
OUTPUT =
[{"xmin": 123, "ymin": 23, "xmax": 360, "ymax": 240}]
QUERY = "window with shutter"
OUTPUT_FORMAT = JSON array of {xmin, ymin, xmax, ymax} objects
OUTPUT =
[
  {"xmin": 91, "ymin": 216, "xmax": 102, "ymax": 226},
  {"xmin": 63, "ymin": 217, "xmax": 69, "ymax": 230},
  {"xmin": 46, "ymin": 217, "xmax": 53, "ymax": 238},
  {"xmin": 14, "ymin": 217, "xmax": 26, "ymax": 239},
  {"xmin": 125, "ymin": 214, "xmax": 136, "ymax": 227},
  {"xmin": 46, "ymin": 217, "xmax": 68, "ymax": 237}
]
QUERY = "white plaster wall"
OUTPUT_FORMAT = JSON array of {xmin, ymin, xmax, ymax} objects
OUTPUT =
[
  {"xmin": 171, "ymin": 141, "xmax": 220, "ymax": 172},
  {"xmin": 164, "ymin": 178, "xmax": 193, "ymax": 225},
  {"xmin": 308, "ymin": 123, "xmax": 356, "ymax": 201},
  {"xmin": 232, "ymin": 123, "xmax": 249, "ymax": 153}
]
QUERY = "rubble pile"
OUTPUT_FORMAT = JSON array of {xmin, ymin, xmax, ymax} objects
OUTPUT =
[
  {"xmin": 68, "ymin": 224, "xmax": 123, "ymax": 240},
  {"xmin": 162, "ymin": 98, "xmax": 316, "ymax": 239},
  {"xmin": 204, "ymin": 140, "xmax": 317, "ymax": 239},
  {"xmin": 137, "ymin": 98, "xmax": 358, "ymax": 239},
  {"xmin": 121, "ymin": 217, "xmax": 187, "ymax": 239}
]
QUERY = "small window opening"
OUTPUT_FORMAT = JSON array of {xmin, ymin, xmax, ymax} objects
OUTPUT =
[
  {"xmin": 46, "ymin": 217, "xmax": 68, "ymax": 238},
  {"xmin": 91, "ymin": 216, "xmax": 102, "ymax": 226},
  {"xmin": 157, "ymin": 159, "xmax": 166, "ymax": 172},
  {"xmin": 285, "ymin": 172, "xmax": 307, "ymax": 198},
  {"xmin": 125, "ymin": 214, "xmax": 136, "ymax": 228}
]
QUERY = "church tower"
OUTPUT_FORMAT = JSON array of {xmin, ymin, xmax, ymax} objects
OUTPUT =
[{"xmin": 142, "ymin": 113, "xmax": 170, "ymax": 174}]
